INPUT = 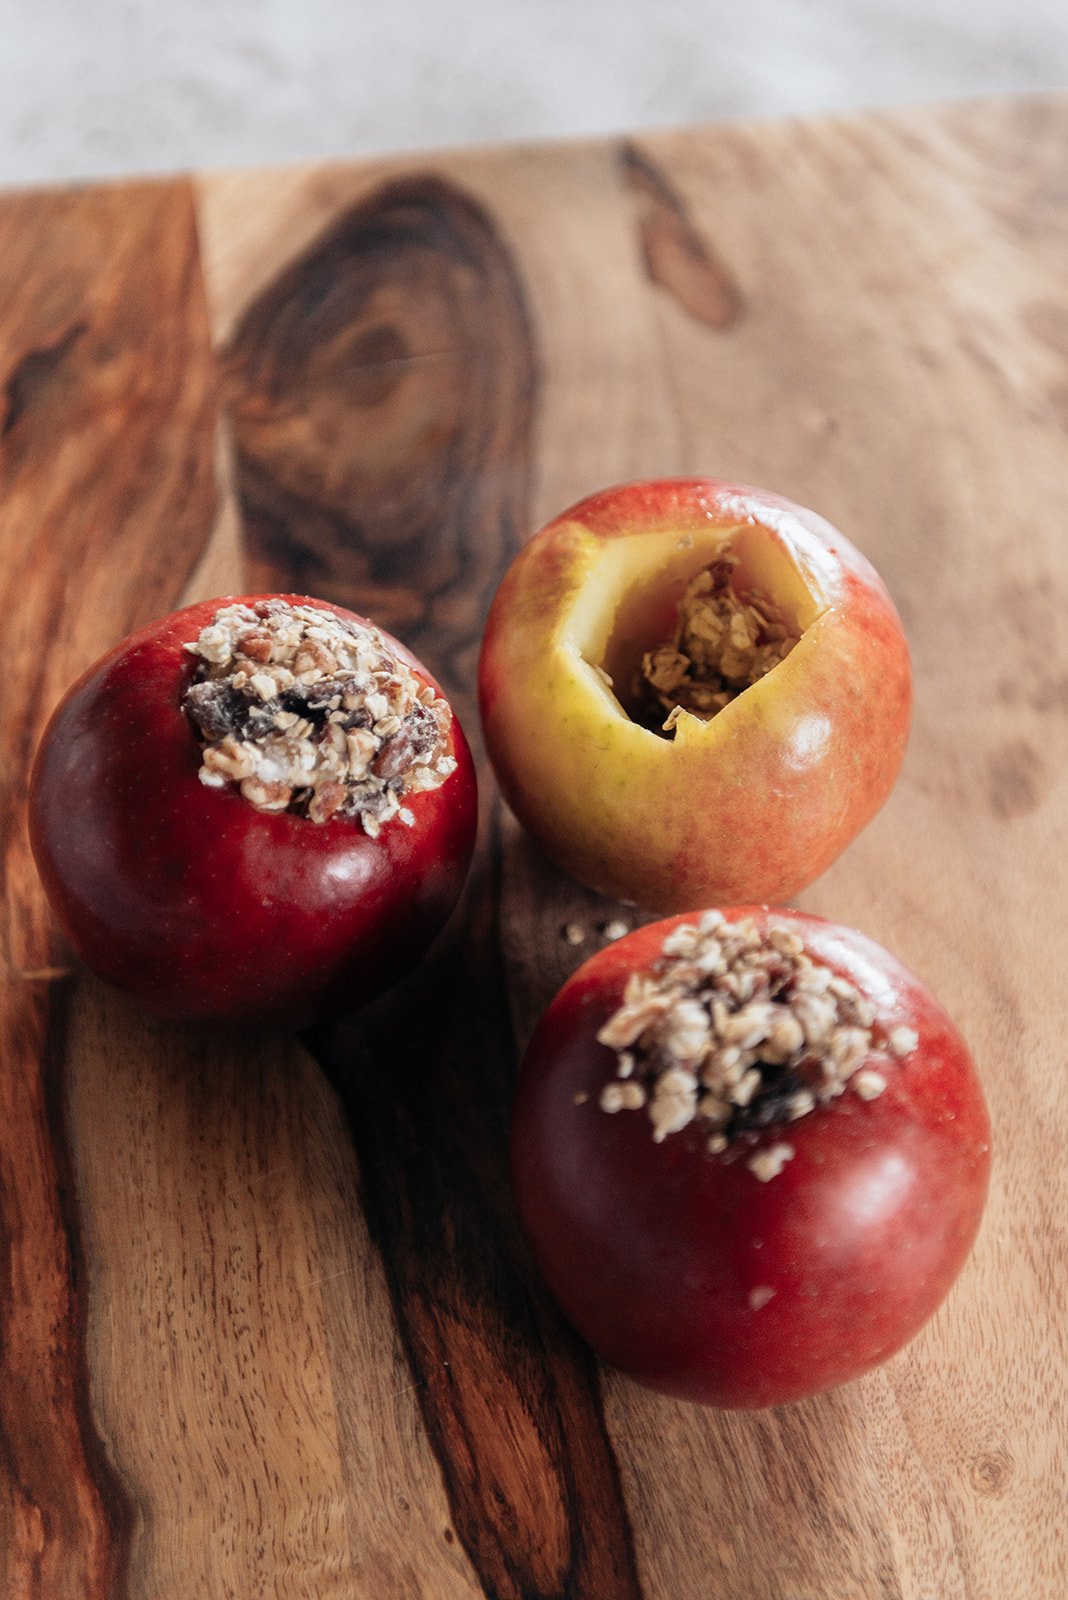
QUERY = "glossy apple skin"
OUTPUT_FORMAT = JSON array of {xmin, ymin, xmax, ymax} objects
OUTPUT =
[
  {"xmin": 512, "ymin": 908, "xmax": 991, "ymax": 1409},
  {"xmin": 29, "ymin": 595, "xmax": 477, "ymax": 1026},
  {"xmin": 479, "ymin": 478, "xmax": 912, "ymax": 910}
]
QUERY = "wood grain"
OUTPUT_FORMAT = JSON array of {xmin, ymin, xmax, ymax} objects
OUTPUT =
[
  {"xmin": 0, "ymin": 179, "xmax": 218, "ymax": 1598},
  {"xmin": 1, "ymin": 93, "xmax": 1066, "ymax": 1599},
  {"xmin": 220, "ymin": 167, "xmax": 644, "ymax": 1600},
  {"xmin": 621, "ymin": 140, "xmax": 743, "ymax": 329}
]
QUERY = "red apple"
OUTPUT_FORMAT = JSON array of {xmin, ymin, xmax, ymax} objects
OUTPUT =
[
  {"xmin": 29, "ymin": 595, "xmax": 477, "ymax": 1026},
  {"xmin": 511, "ymin": 908, "xmax": 991, "ymax": 1408},
  {"xmin": 479, "ymin": 479, "xmax": 912, "ymax": 910}
]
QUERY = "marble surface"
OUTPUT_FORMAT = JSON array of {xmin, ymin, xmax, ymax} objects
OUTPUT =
[{"xmin": 1, "ymin": 0, "xmax": 1066, "ymax": 186}]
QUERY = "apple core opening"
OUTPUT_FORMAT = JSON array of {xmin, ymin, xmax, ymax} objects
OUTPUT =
[{"xmin": 567, "ymin": 523, "xmax": 825, "ymax": 738}]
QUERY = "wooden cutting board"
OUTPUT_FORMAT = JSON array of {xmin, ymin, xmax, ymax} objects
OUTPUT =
[{"xmin": 1, "ymin": 94, "xmax": 1065, "ymax": 1599}]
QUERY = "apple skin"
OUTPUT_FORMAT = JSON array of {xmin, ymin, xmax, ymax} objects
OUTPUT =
[
  {"xmin": 511, "ymin": 908, "xmax": 991, "ymax": 1409},
  {"xmin": 28, "ymin": 595, "xmax": 477, "ymax": 1027},
  {"xmin": 479, "ymin": 478, "xmax": 912, "ymax": 910}
]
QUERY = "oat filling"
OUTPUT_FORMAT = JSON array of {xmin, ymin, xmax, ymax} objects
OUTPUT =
[
  {"xmin": 182, "ymin": 601, "xmax": 456, "ymax": 835},
  {"xmin": 593, "ymin": 913, "xmax": 918, "ymax": 1180},
  {"xmin": 636, "ymin": 558, "xmax": 800, "ymax": 733}
]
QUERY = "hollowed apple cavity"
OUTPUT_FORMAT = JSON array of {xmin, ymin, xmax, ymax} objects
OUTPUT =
[{"xmin": 569, "ymin": 523, "xmax": 826, "ymax": 737}]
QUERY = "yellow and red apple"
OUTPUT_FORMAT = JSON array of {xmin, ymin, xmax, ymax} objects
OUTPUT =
[{"xmin": 478, "ymin": 479, "xmax": 911, "ymax": 910}]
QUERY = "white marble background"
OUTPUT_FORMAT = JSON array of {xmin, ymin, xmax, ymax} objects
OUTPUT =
[{"xmin": 1, "ymin": 0, "xmax": 1066, "ymax": 185}]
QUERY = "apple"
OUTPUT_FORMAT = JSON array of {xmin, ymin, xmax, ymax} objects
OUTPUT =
[
  {"xmin": 511, "ymin": 907, "xmax": 991, "ymax": 1408},
  {"xmin": 478, "ymin": 479, "xmax": 912, "ymax": 910},
  {"xmin": 29, "ymin": 595, "xmax": 477, "ymax": 1026}
]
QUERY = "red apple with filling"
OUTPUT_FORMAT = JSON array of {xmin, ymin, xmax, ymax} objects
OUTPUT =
[
  {"xmin": 479, "ymin": 479, "xmax": 912, "ymax": 910},
  {"xmin": 512, "ymin": 907, "xmax": 991, "ymax": 1408},
  {"xmin": 29, "ymin": 594, "xmax": 477, "ymax": 1026}
]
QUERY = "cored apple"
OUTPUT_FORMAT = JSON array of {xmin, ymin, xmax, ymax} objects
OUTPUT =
[
  {"xmin": 29, "ymin": 595, "xmax": 477, "ymax": 1026},
  {"xmin": 479, "ymin": 479, "xmax": 912, "ymax": 910},
  {"xmin": 512, "ymin": 907, "xmax": 991, "ymax": 1408}
]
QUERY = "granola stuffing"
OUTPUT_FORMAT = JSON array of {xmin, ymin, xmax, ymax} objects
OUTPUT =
[
  {"xmin": 182, "ymin": 601, "xmax": 456, "ymax": 835},
  {"xmin": 638, "ymin": 558, "xmax": 799, "ymax": 731},
  {"xmin": 593, "ymin": 913, "xmax": 917, "ymax": 1175}
]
